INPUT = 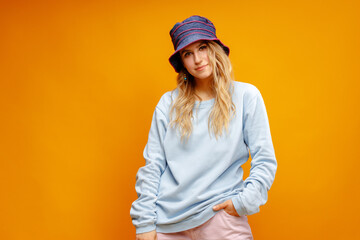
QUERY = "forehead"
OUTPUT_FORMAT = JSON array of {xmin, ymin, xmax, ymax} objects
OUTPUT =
[{"xmin": 180, "ymin": 40, "xmax": 206, "ymax": 52}]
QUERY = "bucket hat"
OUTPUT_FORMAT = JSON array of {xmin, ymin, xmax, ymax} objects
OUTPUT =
[{"xmin": 169, "ymin": 15, "xmax": 230, "ymax": 73}]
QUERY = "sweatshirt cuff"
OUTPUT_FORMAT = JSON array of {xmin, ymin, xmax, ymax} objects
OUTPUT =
[
  {"xmin": 231, "ymin": 195, "xmax": 248, "ymax": 216},
  {"xmin": 136, "ymin": 224, "xmax": 156, "ymax": 234}
]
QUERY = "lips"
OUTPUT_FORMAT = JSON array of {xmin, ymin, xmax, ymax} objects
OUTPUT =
[{"xmin": 195, "ymin": 65, "xmax": 207, "ymax": 71}]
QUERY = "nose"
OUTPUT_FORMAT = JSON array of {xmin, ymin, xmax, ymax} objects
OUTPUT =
[{"xmin": 193, "ymin": 52, "xmax": 202, "ymax": 64}]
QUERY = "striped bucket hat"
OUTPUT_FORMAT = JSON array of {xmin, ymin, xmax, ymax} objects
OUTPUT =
[{"xmin": 169, "ymin": 15, "xmax": 230, "ymax": 73}]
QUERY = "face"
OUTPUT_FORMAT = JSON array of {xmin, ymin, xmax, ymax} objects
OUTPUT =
[{"xmin": 180, "ymin": 41, "xmax": 213, "ymax": 82}]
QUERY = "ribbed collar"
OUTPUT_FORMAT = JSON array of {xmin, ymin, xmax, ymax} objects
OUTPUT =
[{"xmin": 194, "ymin": 98, "xmax": 215, "ymax": 109}]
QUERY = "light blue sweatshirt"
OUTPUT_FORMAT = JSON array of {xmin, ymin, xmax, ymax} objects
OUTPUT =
[{"xmin": 130, "ymin": 81, "xmax": 277, "ymax": 234}]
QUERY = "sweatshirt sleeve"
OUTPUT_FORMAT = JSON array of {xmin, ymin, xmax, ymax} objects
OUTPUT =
[
  {"xmin": 130, "ymin": 105, "xmax": 168, "ymax": 234},
  {"xmin": 231, "ymin": 86, "xmax": 277, "ymax": 216}
]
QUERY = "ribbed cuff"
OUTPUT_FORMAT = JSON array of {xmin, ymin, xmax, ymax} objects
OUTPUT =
[
  {"xmin": 136, "ymin": 224, "xmax": 156, "ymax": 234},
  {"xmin": 231, "ymin": 195, "xmax": 248, "ymax": 216}
]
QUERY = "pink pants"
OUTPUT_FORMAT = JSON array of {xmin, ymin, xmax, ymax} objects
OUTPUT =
[{"xmin": 157, "ymin": 209, "xmax": 253, "ymax": 240}]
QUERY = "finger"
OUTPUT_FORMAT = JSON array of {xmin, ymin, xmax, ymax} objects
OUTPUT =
[{"xmin": 213, "ymin": 202, "xmax": 227, "ymax": 210}]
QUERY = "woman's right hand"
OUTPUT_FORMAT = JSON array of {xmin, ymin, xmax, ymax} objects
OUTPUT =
[{"xmin": 136, "ymin": 230, "xmax": 157, "ymax": 240}]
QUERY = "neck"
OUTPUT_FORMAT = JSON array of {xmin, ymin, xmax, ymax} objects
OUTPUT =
[{"xmin": 194, "ymin": 77, "xmax": 215, "ymax": 101}]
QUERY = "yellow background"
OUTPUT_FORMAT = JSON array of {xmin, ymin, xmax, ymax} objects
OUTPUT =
[{"xmin": 1, "ymin": 0, "xmax": 359, "ymax": 239}]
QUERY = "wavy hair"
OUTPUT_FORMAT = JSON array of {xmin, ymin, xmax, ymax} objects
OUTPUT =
[{"xmin": 169, "ymin": 40, "xmax": 236, "ymax": 143}]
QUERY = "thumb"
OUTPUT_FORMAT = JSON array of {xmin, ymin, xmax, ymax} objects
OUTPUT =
[{"xmin": 213, "ymin": 202, "xmax": 227, "ymax": 211}]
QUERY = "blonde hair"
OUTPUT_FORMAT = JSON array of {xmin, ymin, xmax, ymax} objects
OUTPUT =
[{"xmin": 169, "ymin": 40, "xmax": 236, "ymax": 143}]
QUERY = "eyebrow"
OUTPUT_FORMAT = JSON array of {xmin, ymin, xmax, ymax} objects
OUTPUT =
[{"xmin": 181, "ymin": 41, "xmax": 206, "ymax": 54}]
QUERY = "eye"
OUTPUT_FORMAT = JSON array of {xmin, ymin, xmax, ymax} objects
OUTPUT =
[
  {"xmin": 183, "ymin": 52, "xmax": 191, "ymax": 57},
  {"xmin": 199, "ymin": 45, "xmax": 207, "ymax": 50}
]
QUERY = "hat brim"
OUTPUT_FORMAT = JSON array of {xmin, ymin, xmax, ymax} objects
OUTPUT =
[{"xmin": 169, "ymin": 37, "xmax": 230, "ymax": 73}]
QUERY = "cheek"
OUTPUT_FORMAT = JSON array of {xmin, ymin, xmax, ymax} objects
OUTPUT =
[
  {"xmin": 204, "ymin": 52, "xmax": 210, "ymax": 62},
  {"xmin": 182, "ymin": 59, "xmax": 192, "ymax": 70}
]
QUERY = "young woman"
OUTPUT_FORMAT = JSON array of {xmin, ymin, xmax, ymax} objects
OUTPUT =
[{"xmin": 130, "ymin": 15, "xmax": 277, "ymax": 240}]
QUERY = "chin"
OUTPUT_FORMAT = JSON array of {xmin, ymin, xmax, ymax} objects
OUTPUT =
[{"xmin": 196, "ymin": 72, "xmax": 212, "ymax": 81}]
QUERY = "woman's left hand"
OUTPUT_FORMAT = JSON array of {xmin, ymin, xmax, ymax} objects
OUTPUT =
[{"xmin": 212, "ymin": 199, "xmax": 240, "ymax": 217}]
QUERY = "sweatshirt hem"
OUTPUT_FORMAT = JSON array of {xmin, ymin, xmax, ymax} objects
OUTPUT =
[
  {"xmin": 135, "ymin": 224, "xmax": 156, "ymax": 234},
  {"xmin": 156, "ymin": 207, "xmax": 217, "ymax": 233}
]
